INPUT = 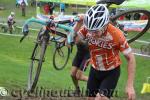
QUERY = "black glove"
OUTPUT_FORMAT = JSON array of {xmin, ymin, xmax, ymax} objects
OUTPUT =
[{"xmin": 22, "ymin": 24, "xmax": 29, "ymax": 35}]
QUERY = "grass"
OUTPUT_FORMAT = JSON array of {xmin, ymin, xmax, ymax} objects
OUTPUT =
[
  {"xmin": 0, "ymin": 33, "xmax": 150, "ymax": 99},
  {"xmin": 0, "ymin": 34, "xmax": 83, "ymax": 95}
]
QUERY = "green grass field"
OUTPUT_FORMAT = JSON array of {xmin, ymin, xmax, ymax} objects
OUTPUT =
[
  {"xmin": 0, "ymin": 0, "xmax": 150, "ymax": 99},
  {"xmin": 0, "ymin": 33, "xmax": 150, "ymax": 99}
]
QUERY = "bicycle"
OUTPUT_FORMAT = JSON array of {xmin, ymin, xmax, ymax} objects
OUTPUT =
[
  {"xmin": 97, "ymin": 0, "xmax": 150, "ymax": 43},
  {"xmin": 20, "ymin": 17, "xmax": 79, "ymax": 92},
  {"xmin": 0, "ymin": 21, "xmax": 21, "ymax": 34}
]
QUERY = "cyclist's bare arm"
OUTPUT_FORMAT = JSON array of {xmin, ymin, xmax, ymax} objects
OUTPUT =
[
  {"xmin": 74, "ymin": 14, "xmax": 84, "ymax": 33},
  {"xmin": 124, "ymin": 52, "xmax": 136, "ymax": 100},
  {"xmin": 73, "ymin": 14, "xmax": 85, "ymax": 44}
]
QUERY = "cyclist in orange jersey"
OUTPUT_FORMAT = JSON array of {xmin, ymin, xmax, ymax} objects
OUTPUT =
[{"xmin": 73, "ymin": 4, "xmax": 136, "ymax": 100}]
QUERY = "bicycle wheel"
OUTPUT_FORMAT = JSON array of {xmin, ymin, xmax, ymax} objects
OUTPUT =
[
  {"xmin": 27, "ymin": 38, "xmax": 47, "ymax": 92},
  {"xmin": 111, "ymin": 9, "xmax": 150, "ymax": 43},
  {"xmin": 53, "ymin": 41, "xmax": 70, "ymax": 70}
]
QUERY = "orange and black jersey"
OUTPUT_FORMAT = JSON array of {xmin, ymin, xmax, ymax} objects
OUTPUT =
[{"xmin": 78, "ymin": 23, "xmax": 132, "ymax": 71}]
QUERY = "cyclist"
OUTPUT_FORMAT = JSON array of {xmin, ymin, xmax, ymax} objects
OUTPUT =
[
  {"xmin": 73, "ymin": 4, "xmax": 136, "ymax": 100},
  {"xmin": 43, "ymin": 3, "xmax": 50, "ymax": 15},
  {"xmin": 60, "ymin": 3, "xmax": 65, "ymax": 15},
  {"xmin": 7, "ymin": 12, "xmax": 16, "ymax": 34},
  {"xmin": 70, "ymin": 15, "xmax": 90, "ymax": 95},
  {"xmin": 70, "ymin": 38, "xmax": 90, "ymax": 95}
]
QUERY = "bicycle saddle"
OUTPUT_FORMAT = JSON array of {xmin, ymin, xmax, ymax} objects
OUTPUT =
[{"xmin": 96, "ymin": 0, "xmax": 125, "ymax": 5}]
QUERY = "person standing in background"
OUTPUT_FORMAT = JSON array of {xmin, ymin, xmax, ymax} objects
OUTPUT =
[
  {"xmin": 60, "ymin": 3, "xmax": 65, "ymax": 15},
  {"xmin": 48, "ymin": 2, "xmax": 55, "ymax": 15},
  {"xmin": 43, "ymin": 3, "xmax": 50, "ymax": 15},
  {"xmin": 21, "ymin": 0, "xmax": 26, "ymax": 16}
]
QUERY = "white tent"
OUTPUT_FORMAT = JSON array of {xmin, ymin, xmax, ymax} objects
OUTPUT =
[{"xmin": 17, "ymin": 0, "xmax": 28, "ymax": 6}]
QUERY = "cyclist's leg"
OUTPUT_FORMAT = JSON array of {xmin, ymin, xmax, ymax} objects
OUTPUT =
[
  {"xmin": 87, "ymin": 67, "xmax": 100, "ymax": 100},
  {"xmin": 87, "ymin": 66, "xmax": 120, "ymax": 100},
  {"xmin": 76, "ymin": 70, "xmax": 88, "ymax": 81},
  {"xmin": 71, "ymin": 52, "xmax": 82, "ymax": 91},
  {"xmin": 76, "ymin": 54, "xmax": 90, "ymax": 81},
  {"xmin": 9, "ymin": 24, "xmax": 13, "ymax": 34},
  {"xmin": 7, "ymin": 21, "xmax": 11, "ymax": 34},
  {"xmin": 71, "ymin": 51, "xmax": 86, "ymax": 93},
  {"xmin": 95, "ymin": 93, "xmax": 109, "ymax": 100},
  {"xmin": 70, "ymin": 66, "xmax": 80, "ymax": 90},
  {"xmin": 96, "ymin": 66, "xmax": 120, "ymax": 99}
]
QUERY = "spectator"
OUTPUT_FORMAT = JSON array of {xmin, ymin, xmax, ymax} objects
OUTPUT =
[
  {"xmin": 60, "ymin": 3, "xmax": 65, "ymax": 15},
  {"xmin": 110, "ymin": 8, "xmax": 116, "ymax": 16},
  {"xmin": 43, "ymin": 3, "xmax": 49, "ymax": 15},
  {"xmin": 125, "ymin": 14, "xmax": 131, "ymax": 20},
  {"xmin": 134, "ymin": 13, "xmax": 141, "ymax": 20},
  {"xmin": 20, "ymin": 0, "xmax": 26, "ymax": 16},
  {"xmin": 7, "ymin": 12, "xmax": 16, "ymax": 34},
  {"xmin": 48, "ymin": 2, "xmax": 55, "ymax": 15},
  {"xmin": 16, "ymin": 0, "xmax": 19, "ymax": 7},
  {"xmin": 140, "ymin": 14, "xmax": 148, "ymax": 20}
]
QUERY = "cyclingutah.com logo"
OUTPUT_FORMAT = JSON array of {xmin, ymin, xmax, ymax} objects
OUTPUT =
[{"xmin": 0, "ymin": 87, "xmax": 8, "ymax": 96}]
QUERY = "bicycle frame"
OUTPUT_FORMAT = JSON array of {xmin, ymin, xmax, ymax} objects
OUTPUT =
[
  {"xmin": 23, "ymin": 16, "xmax": 80, "ymax": 92},
  {"xmin": 21, "ymin": 17, "xmax": 79, "ymax": 44}
]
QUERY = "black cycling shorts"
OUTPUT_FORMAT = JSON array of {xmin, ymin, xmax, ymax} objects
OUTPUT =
[
  {"xmin": 87, "ymin": 66, "xmax": 120, "ymax": 98},
  {"xmin": 72, "ymin": 51, "xmax": 90, "ymax": 71}
]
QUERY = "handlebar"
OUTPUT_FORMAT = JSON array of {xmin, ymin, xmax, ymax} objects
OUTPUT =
[
  {"xmin": 21, "ymin": 16, "xmax": 80, "ymax": 44},
  {"xmin": 96, "ymin": 0, "xmax": 125, "ymax": 7}
]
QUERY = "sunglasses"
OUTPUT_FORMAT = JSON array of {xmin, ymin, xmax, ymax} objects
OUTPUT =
[
  {"xmin": 88, "ymin": 25, "xmax": 107, "ymax": 34},
  {"xmin": 88, "ymin": 29, "xmax": 105, "ymax": 34}
]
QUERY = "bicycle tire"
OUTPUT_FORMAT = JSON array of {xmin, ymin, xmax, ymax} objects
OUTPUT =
[
  {"xmin": 53, "ymin": 42, "xmax": 70, "ymax": 70},
  {"xmin": 27, "ymin": 38, "xmax": 47, "ymax": 92},
  {"xmin": 111, "ymin": 9, "xmax": 150, "ymax": 43}
]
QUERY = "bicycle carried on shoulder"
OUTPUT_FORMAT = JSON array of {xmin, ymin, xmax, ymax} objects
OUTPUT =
[{"xmin": 20, "ymin": 17, "xmax": 78, "ymax": 92}]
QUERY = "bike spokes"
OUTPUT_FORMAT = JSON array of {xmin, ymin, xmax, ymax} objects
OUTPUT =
[
  {"xmin": 112, "ymin": 9, "xmax": 150, "ymax": 43},
  {"xmin": 53, "ymin": 43, "xmax": 70, "ymax": 70},
  {"xmin": 27, "ymin": 39, "xmax": 47, "ymax": 92}
]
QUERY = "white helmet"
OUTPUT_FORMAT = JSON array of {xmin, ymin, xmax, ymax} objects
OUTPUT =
[
  {"xmin": 11, "ymin": 12, "xmax": 15, "ymax": 16},
  {"xmin": 83, "ymin": 4, "xmax": 109, "ymax": 31}
]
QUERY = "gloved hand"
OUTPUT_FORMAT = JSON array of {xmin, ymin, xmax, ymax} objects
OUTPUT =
[
  {"xmin": 22, "ymin": 24, "xmax": 29, "ymax": 35},
  {"xmin": 66, "ymin": 31, "xmax": 76, "ymax": 45}
]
